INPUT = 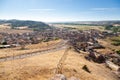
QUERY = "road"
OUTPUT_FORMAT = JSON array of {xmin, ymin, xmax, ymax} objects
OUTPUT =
[{"xmin": 0, "ymin": 40, "xmax": 68, "ymax": 62}]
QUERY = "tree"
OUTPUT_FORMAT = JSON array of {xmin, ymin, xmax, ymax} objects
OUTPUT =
[
  {"xmin": 116, "ymin": 50, "xmax": 120, "ymax": 55},
  {"xmin": 105, "ymin": 25, "xmax": 113, "ymax": 30},
  {"xmin": 1, "ymin": 39, "xmax": 7, "ymax": 45},
  {"xmin": 112, "ymin": 26, "xmax": 119, "ymax": 33}
]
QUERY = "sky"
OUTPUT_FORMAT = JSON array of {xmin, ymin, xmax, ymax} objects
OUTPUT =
[{"xmin": 0, "ymin": 0, "xmax": 120, "ymax": 22}]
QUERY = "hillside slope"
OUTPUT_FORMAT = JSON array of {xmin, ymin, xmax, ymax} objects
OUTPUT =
[
  {"xmin": 0, "ymin": 49, "xmax": 119, "ymax": 80},
  {"xmin": 0, "ymin": 19, "xmax": 51, "ymax": 30}
]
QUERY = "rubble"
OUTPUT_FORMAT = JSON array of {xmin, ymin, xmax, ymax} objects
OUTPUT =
[
  {"xmin": 105, "ymin": 61, "xmax": 119, "ymax": 71},
  {"xmin": 97, "ymin": 54, "xmax": 106, "ymax": 63},
  {"xmin": 50, "ymin": 74, "xmax": 80, "ymax": 80},
  {"xmin": 50, "ymin": 74, "xmax": 66, "ymax": 80},
  {"xmin": 0, "ymin": 28, "xmax": 117, "ymax": 50},
  {"xmin": 105, "ymin": 53, "xmax": 120, "ymax": 66}
]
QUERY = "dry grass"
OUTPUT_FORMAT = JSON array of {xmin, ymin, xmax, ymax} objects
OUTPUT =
[
  {"xmin": 0, "ymin": 48, "xmax": 118, "ymax": 80},
  {"xmin": 98, "ymin": 38, "xmax": 120, "ymax": 52},
  {"xmin": 0, "ymin": 24, "xmax": 11, "ymax": 29},
  {"xmin": 0, "ymin": 28, "xmax": 33, "ymax": 34},
  {"xmin": 0, "ymin": 49, "xmax": 65, "ymax": 80},
  {"xmin": 94, "ymin": 39, "xmax": 118, "ymax": 54},
  {"xmin": 53, "ymin": 24, "xmax": 104, "ymax": 31},
  {"xmin": 0, "ymin": 24, "xmax": 32, "ymax": 34},
  {"xmin": 0, "ymin": 40, "xmax": 61, "ymax": 58}
]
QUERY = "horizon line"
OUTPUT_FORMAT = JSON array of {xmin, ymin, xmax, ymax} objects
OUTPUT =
[{"xmin": 0, "ymin": 19, "xmax": 120, "ymax": 23}]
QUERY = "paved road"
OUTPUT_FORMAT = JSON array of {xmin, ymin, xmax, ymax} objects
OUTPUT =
[{"xmin": 0, "ymin": 40, "xmax": 68, "ymax": 62}]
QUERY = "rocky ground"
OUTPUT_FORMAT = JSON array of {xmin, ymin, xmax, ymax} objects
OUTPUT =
[{"xmin": 0, "ymin": 47, "xmax": 119, "ymax": 80}]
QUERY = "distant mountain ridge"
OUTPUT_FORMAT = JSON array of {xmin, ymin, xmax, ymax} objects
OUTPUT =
[{"xmin": 0, "ymin": 19, "xmax": 51, "ymax": 30}]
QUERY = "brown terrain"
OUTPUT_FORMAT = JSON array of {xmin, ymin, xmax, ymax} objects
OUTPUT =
[
  {"xmin": 0, "ymin": 40, "xmax": 61, "ymax": 58},
  {"xmin": 0, "ymin": 29, "xmax": 33, "ymax": 34},
  {"xmin": 0, "ymin": 24, "xmax": 119, "ymax": 80},
  {"xmin": 0, "ymin": 24, "xmax": 32, "ymax": 34},
  {"xmin": 0, "ymin": 47, "xmax": 119, "ymax": 80}
]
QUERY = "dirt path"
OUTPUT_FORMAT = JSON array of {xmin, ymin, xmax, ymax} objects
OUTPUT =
[
  {"xmin": 55, "ymin": 47, "xmax": 70, "ymax": 74},
  {"xmin": 0, "ymin": 40, "xmax": 68, "ymax": 62}
]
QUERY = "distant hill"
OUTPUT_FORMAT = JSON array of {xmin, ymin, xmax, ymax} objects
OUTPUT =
[
  {"xmin": 53, "ymin": 20, "xmax": 120, "ymax": 26},
  {"xmin": 0, "ymin": 19, "xmax": 51, "ymax": 30},
  {"xmin": 75, "ymin": 21, "xmax": 120, "ymax": 25}
]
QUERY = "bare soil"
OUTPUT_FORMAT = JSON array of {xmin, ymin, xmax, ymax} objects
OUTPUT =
[
  {"xmin": 0, "ymin": 28, "xmax": 33, "ymax": 34},
  {"xmin": 0, "ymin": 40, "xmax": 61, "ymax": 58},
  {"xmin": 0, "ymin": 48, "xmax": 119, "ymax": 80}
]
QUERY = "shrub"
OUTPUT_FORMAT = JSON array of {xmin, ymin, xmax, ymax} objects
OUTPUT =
[{"xmin": 116, "ymin": 50, "xmax": 120, "ymax": 55}]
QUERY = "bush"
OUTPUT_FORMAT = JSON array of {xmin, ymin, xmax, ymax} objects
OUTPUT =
[
  {"xmin": 110, "ymin": 37, "xmax": 120, "ymax": 46},
  {"xmin": 54, "ymin": 37, "xmax": 59, "ymax": 40},
  {"xmin": 105, "ymin": 25, "xmax": 113, "ymax": 30},
  {"xmin": 105, "ymin": 25, "xmax": 120, "ymax": 33},
  {"xmin": 1, "ymin": 41, "xmax": 7, "ymax": 45},
  {"xmin": 112, "ymin": 26, "xmax": 119, "ymax": 33},
  {"xmin": 111, "ymin": 42, "xmax": 120, "ymax": 46},
  {"xmin": 116, "ymin": 50, "xmax": 120, "ymax": 55}
]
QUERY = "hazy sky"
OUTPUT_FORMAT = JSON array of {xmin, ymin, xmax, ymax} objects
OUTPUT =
[{"xmin": 0, "ymin": 0, "xmax": 120, "ymax": 22}]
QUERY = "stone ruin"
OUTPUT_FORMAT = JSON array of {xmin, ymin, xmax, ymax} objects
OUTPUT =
[
  {"xmin": 50, "ymin": 74, "xmax": 80, "ymax": 80},
  {"xmin": 50, "ymin": 74, "xmax": 66, "ymax": 80}
]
